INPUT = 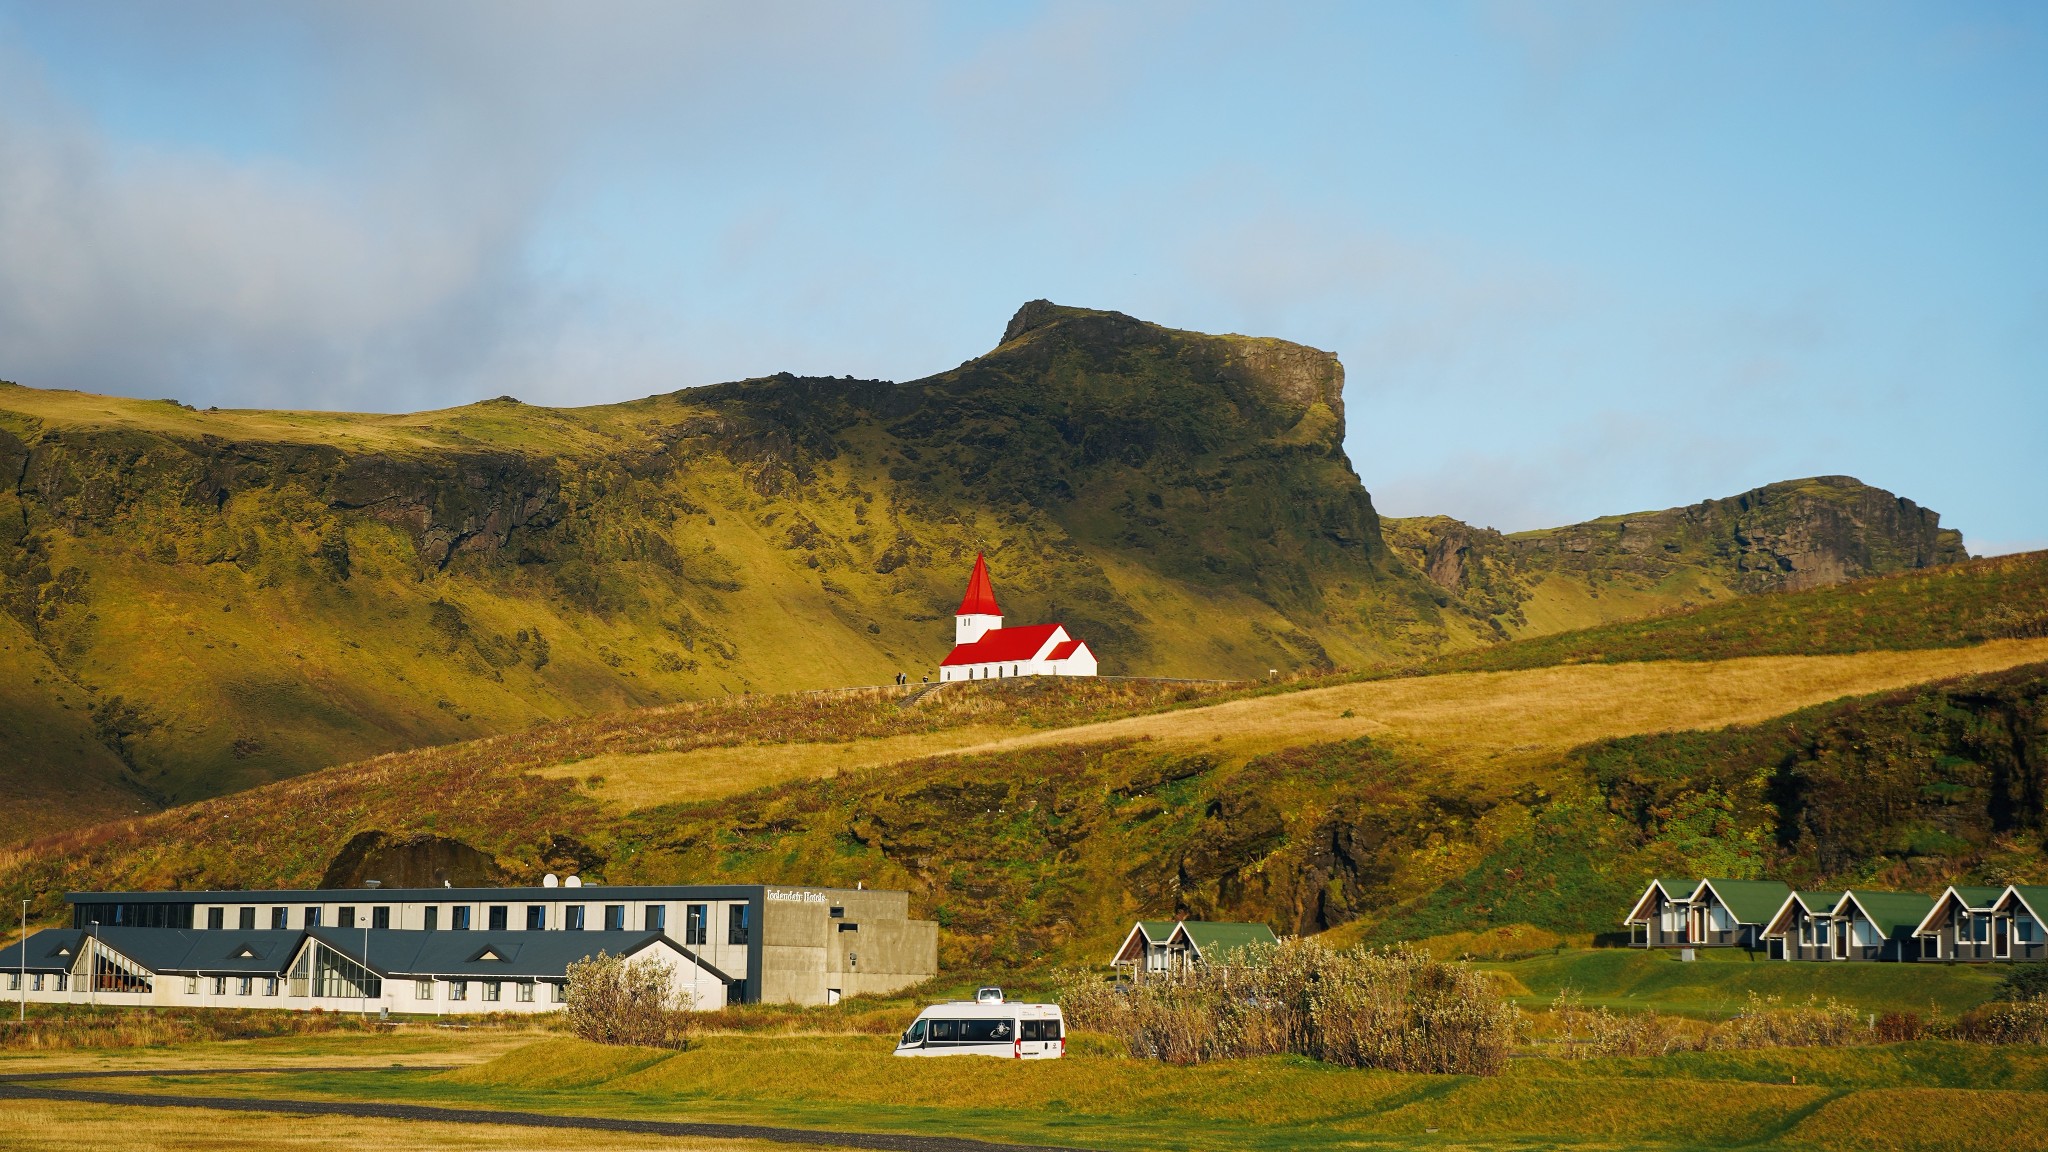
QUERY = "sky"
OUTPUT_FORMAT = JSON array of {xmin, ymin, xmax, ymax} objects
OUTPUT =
[{"xmin": 0, "ymin": 2, "xmax": 2042, "ymax": 552}]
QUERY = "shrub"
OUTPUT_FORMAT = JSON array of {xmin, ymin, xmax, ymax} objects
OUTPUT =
[
  {"xmin": 564, "ymin": 951, "xmax": 699, "ymax": 1050},
  {"xmin": 1056, "ymin": 939, "xmax": 1518, "ymax": 1074},
  {"xmin": 1704, "ymin": 993, "xmax": 1862, "ymax": 1050},
  {"xmin": 1952, "ymin": 996, "xmax": 2048, "ymax": 1046},
  {"xmin": 1547, "ymin": 988, "xmax": 1682, "ymax": 1058},
  {"xmin": 1995, "ymin": 962, "xmax": 2048, "ymax": 1002}
]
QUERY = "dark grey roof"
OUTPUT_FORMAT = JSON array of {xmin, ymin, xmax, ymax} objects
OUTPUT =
[
  {"xmin": 67, "ymin": 884, "xmax": 785, "ymax": 905},
  {"xmin": 306, "ymin": 929, "xmax": 733, "ymax": 984},
  {"xmin": 0, "ymin": 929, "xmax": 87, "ymax": 972}
]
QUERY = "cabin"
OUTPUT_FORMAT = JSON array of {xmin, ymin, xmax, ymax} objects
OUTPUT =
[
  {"xmin": 1760, "ymin": 891, "xmax": 1844, "ymax": 961},
  {"xmin": 1109, "ymin": 919, "xmax": 1279, "ymax": 981},
  {"xmin": 1988, "ymin": 886, "xmax": 2048, "ymax": 963},
  {"xmin": 1623, "ymin": 878, "xmax": 1702, "ymax": 948},
  {"xmin": 1911, "ymin": 886, "xmax": 2012, "ymax": 962},
  {"xmin": 1625, "ymin": 878, "xmax": 1785, "ymax": 951}
]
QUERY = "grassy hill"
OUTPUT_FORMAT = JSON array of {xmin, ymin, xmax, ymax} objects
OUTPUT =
[
  {"xmin": 8, "ymin": 572, "xmax": 2042, "ymax": 972},
  {"xmin": 0, "ymin": 302, "xmax": 1973, "ymax": 841}
]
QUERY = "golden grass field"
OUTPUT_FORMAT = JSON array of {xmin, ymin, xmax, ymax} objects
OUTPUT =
[
  {"xmin": 544, "ymin": 637, "xmax": 2048, "ymax": 810},
  {"xmin": 0, "ymin": 1099, "xmax": 802, "ymax": 1152}
]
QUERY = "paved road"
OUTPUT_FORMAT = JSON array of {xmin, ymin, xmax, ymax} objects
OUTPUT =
[{"xmin": 0, "ymin": 1068, "xmax": 1096, "ymax": 1152}]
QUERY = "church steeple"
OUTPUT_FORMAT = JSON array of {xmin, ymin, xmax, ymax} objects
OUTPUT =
[{"xmin": 955, "ymin": 553, "xmax": 1004, "ymax": 644}]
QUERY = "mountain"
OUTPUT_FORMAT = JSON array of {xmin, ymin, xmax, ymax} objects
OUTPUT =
[{"xmin": 0, "ymin": 301, "xmax": 1968, "ymax": 840}]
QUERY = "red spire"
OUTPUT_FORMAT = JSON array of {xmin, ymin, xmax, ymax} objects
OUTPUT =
[{"xmin": 956, "ymin": 553, "xmax": 1002, "ymax": 616}]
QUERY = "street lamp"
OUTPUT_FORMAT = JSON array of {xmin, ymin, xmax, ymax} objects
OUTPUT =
[{"xmin": 89, "ymin": 920, "xmax": 99, "ymax": 1007}]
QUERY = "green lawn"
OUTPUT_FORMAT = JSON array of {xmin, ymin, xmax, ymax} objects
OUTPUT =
[
  {"xmin": 1487, "ymin": 947, "xmax": 2009, "ymax": 1017},
  {"xmin": 49, "ymin": 1032, "xmax": 2048, "ymax": 1152}
]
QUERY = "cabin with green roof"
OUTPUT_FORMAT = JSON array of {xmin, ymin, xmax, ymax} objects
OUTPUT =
[
  {"xmin": 1622, "ymin": 878, "xmax": 1701, "ymax": 948},
  {"xmin": 1624, "ymin": 878, "xmax": 1785, "ymax": 952},
  {"xmin": 1913, "ymin": 885, "xmax": 2017, "ymax": 962},
  {"xmin": 1989, "ymin": 886, "xmax": 2048, "ymax": 962},
  {"xmin": 1109, "ymin": 919, "xmax": 1279, "ymax": 981},
  {"xmin": 1761, "ymin": 890, "xmax": 1844, "ymax": 961}
]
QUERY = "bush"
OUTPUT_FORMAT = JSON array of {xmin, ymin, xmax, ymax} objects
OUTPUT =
[
  {"xmin": 1952, "ymin": 997, "xmax": 2048, "ymax": 1045},
  {"xmin": 1056, "ymin": 939, "xmax": 1519, "ymax": 1074},
  {"xmin": 1995, "ymin": 962, "xmax": 2048, "ymax": 1002},
  {"xmin": 1548, "ymin": 989, "xmax": 1683, "ymax": 1058},
  {"xmin": 564, "ymin": 951, "xmax": 699, "ymax": 1050},
  {"xmin": 1704, "ymin": 993, "xmax": 1862, "ymax": 1050}
]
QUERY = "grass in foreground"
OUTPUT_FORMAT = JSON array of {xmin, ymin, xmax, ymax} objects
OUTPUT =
[{"xmin": 56, "ymin": 1032, "xmax": 2048, "ymax": 1152}]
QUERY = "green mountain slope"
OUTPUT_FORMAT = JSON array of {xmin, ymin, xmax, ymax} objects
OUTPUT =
[{"xmin": 0, "ymin": 302, "xmax": 1969, "ymax": 839}]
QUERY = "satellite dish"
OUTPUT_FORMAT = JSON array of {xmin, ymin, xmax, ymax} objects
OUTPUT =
[
  {"xmin": 542, "ymin": 874, "xmax": 559, "ymax": 888},
  {"xmin": 565, "ymin": 875, "xmax": 582, "ymax": 889}
]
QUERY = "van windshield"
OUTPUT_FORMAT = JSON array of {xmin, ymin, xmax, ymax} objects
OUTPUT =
[{"xmin": 900, "ymin": 1019, "xmax": 927, "ymax": 1046}]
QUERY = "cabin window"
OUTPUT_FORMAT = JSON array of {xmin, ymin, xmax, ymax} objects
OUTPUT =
[
  {"xmin": 565, "ymin": 906, "xmax": 586, "ymax": 931},
  {"xmin": 729, "ymin": 904, "xmax": 750, "ymax": 945},
  {"xmin": 686, "ymin": 904, "xmax": 708, "ymax": 945},
  {"xmin": 1816, "ymin": 920, "xmax": 1830, "ymax": 946},
  {"xmin": 1922, "ymin": 936, "xmax": 1939, "ymax": 959},
  {"xmin": 338, "ymin": 907, "xmax": 356, "ymax": 929},
  {"xmin": 927, "ymin": 1018, "xmax": 960, "ymax": 1043},
  {"xmin": 1975, "ymin": 914, "xmax": 1991, "ymax": 944},
  {"xmin": 239, "ymin": 908, "xmax": 256, "ymax": 931},
  {"xmin": 527, "ymin": 906, "xmax": 547, "ymax": 930},
  {"xmin": 1148, "ymin": 943, "xmax": 1168, "ymax": 972},
  {"xmin": 416, "ymin": 979, "xmax": 435, "ymax": 1000},
  {"xmin": 372, "ymin": 907, "xmax": 390, "ymax": 930},
  {"xmin": 605, "ymin": 905, "xmax": 626, "ymax": 931},
  {"xmin": 207, "ymin": 908, "xmax": 224, "ymax": 930},
  {"xmin": 423, "ymin": 907, "xmax": 439, "ymax": 931},
  {"xmin": 644, "ymin": 906, "xmax": 666, "ymax": 932},
  {"xmin": 272, "ymin": 908, "xmax": 288, "ymax": 929},
  {"xmin": 452, "ymin": 907, "xmax": 472, "ymax": 931},
  {"xmin": 516, "ymin": 980, "xmax": 535, "ymax": 1003},
  {"xmin": 488, "ymin": 906, "xmax": 508, "ymax": 931},
  {"xmin": 2019, "ymin": 916, "xmax": 2039, "ymax": 944},
  {"xmin": 1799, "ymin": 917, "xmax": 1812, "ymax": 946}
]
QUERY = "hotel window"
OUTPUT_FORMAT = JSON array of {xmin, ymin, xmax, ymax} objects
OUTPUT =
[
  {"xmin": 415, "ymin": 979, "xmax": 435, "ymax": 1000},
  {"xmin": 604, "ymin": 905, "xmax": 626, "ymax": 932},
  {"xmin": 453, "ymin": 907, "xmax": 472, "ymax": 931},
  {"xmin": 728, "ymin": 904, "xmax": 750, "ymax": 945},
  {"xmin": 372, "ymin": 907, "xmax": 390, "ymax": 930},
  {"xmin": 237, "ymin": 976, "xmax": 253, "ymax": 996},
  {"xmin": 516, "ymin": 980, "xmax": 535, "ymax": 1003},
  {"xmin": 450, "ymin": 980, "xmax": 467, "ymax": 1001},
  {"xmin": 686, "ymin": 904, "xmax": 708, "ymax": 946},
  {"xmin": 338, "ymin": 907, "xmax": 356, "ymax": 929},
  {"xmin": 32, "ymin": 974, "xmax": 45, "ymax": 992},
  {"xmin": 239, "ymin": 908, "xmax": 256, "ymax": 931},
  {"xmin": 265, "ymin": 977, "xmax": 279, "ymax": 996},
  {"xmin": 423, "ymin": 907, "xmax": 439, "ymax": 931},
  {"xmin": 551, "ymin": 981, "xmax": 567, "ymax": 1003},
  {"xmin": 526, "ymin": 906, "xmax": 546, "ymax": 930},
  {"xmin": 212, "ymin": 976, "xmax": 228, "ymax": 995},
  {"xmin": 482, "ymin": 981, "xmax": 501, "ymax": 1002},
  {"xmin": 54, "ymin": 973, "xmax": 66, "ymax": 991},
  {"xmin": 304, "ymin": 907, "xmax": 322, "ymax": 928},
  {"xmin": 271, "ymin": 908, "xmax": 288, "ymax": 930},
  {"xmin": 207, "ymin": 908, "xmax": 225, "ymax": 930},
  {"xmin": 565, "ymin": 906, "xmax": 586, "ymax": 931},
  {"xmin": 488, "ymin": 906, "xmax": 508, "ymax": 932},
  {"xmin": 185, "ymin": 976, "xmax": 198, "ymax": 995},
  {"xmin": 644, "ymin": 905, "xmax": 666, "ymax": 932},
  {"xmin": 4, "ymin": 973, "xmax": 14, "ymax": 991}
]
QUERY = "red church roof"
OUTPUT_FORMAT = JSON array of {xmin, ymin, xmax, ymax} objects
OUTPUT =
[
  {"xmin": 956, "ymin": 553, "xmax": 1002, "ymax": 616},
  {"xmin": 1045, "ymin": 639, "xmax": 1085, "ymax": 661},
  {"xmin": 941, "ymin": 623, "xmax": 1064, "ymax": 666}
]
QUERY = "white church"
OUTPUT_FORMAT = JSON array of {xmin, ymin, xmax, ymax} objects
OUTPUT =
[{"xmin": 938, "ymin": 554, "xmax": 1098, "ymax": 682}]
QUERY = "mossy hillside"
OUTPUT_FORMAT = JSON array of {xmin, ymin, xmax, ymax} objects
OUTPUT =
[
  {"xmin": 0, "ymin": 306, "xmax": 1429, "ymax": 835},
  {"xmin": 1384, "ymin": 475, "xmax": 1971, "ymax": 645}
]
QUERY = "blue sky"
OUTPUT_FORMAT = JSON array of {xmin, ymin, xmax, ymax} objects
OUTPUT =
[{"xmin": 0, "ymin": 2, "xmax": 2041, "ymax": 551}]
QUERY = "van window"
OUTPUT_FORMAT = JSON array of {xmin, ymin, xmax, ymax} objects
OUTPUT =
[
  {"xmin": 901, "ymin": 1019, "xmax": 927, "ymax": 1046},
  {"xmin": 1021, "ymin": 1019, "xmax": 1063, "ymax": 1041},
  {"xmin": 961, "ymin": 1018, "xmax": 1015, "ymax": 1043},
  {"xmin": 928, "ymin": 1019, "xmax": 960, "ymax": 1043}
]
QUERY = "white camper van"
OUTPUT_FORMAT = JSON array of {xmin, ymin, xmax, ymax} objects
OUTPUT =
[{"xmin": 894, "ymin": 989, "xmax": 1064, "ymax": 1059}]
